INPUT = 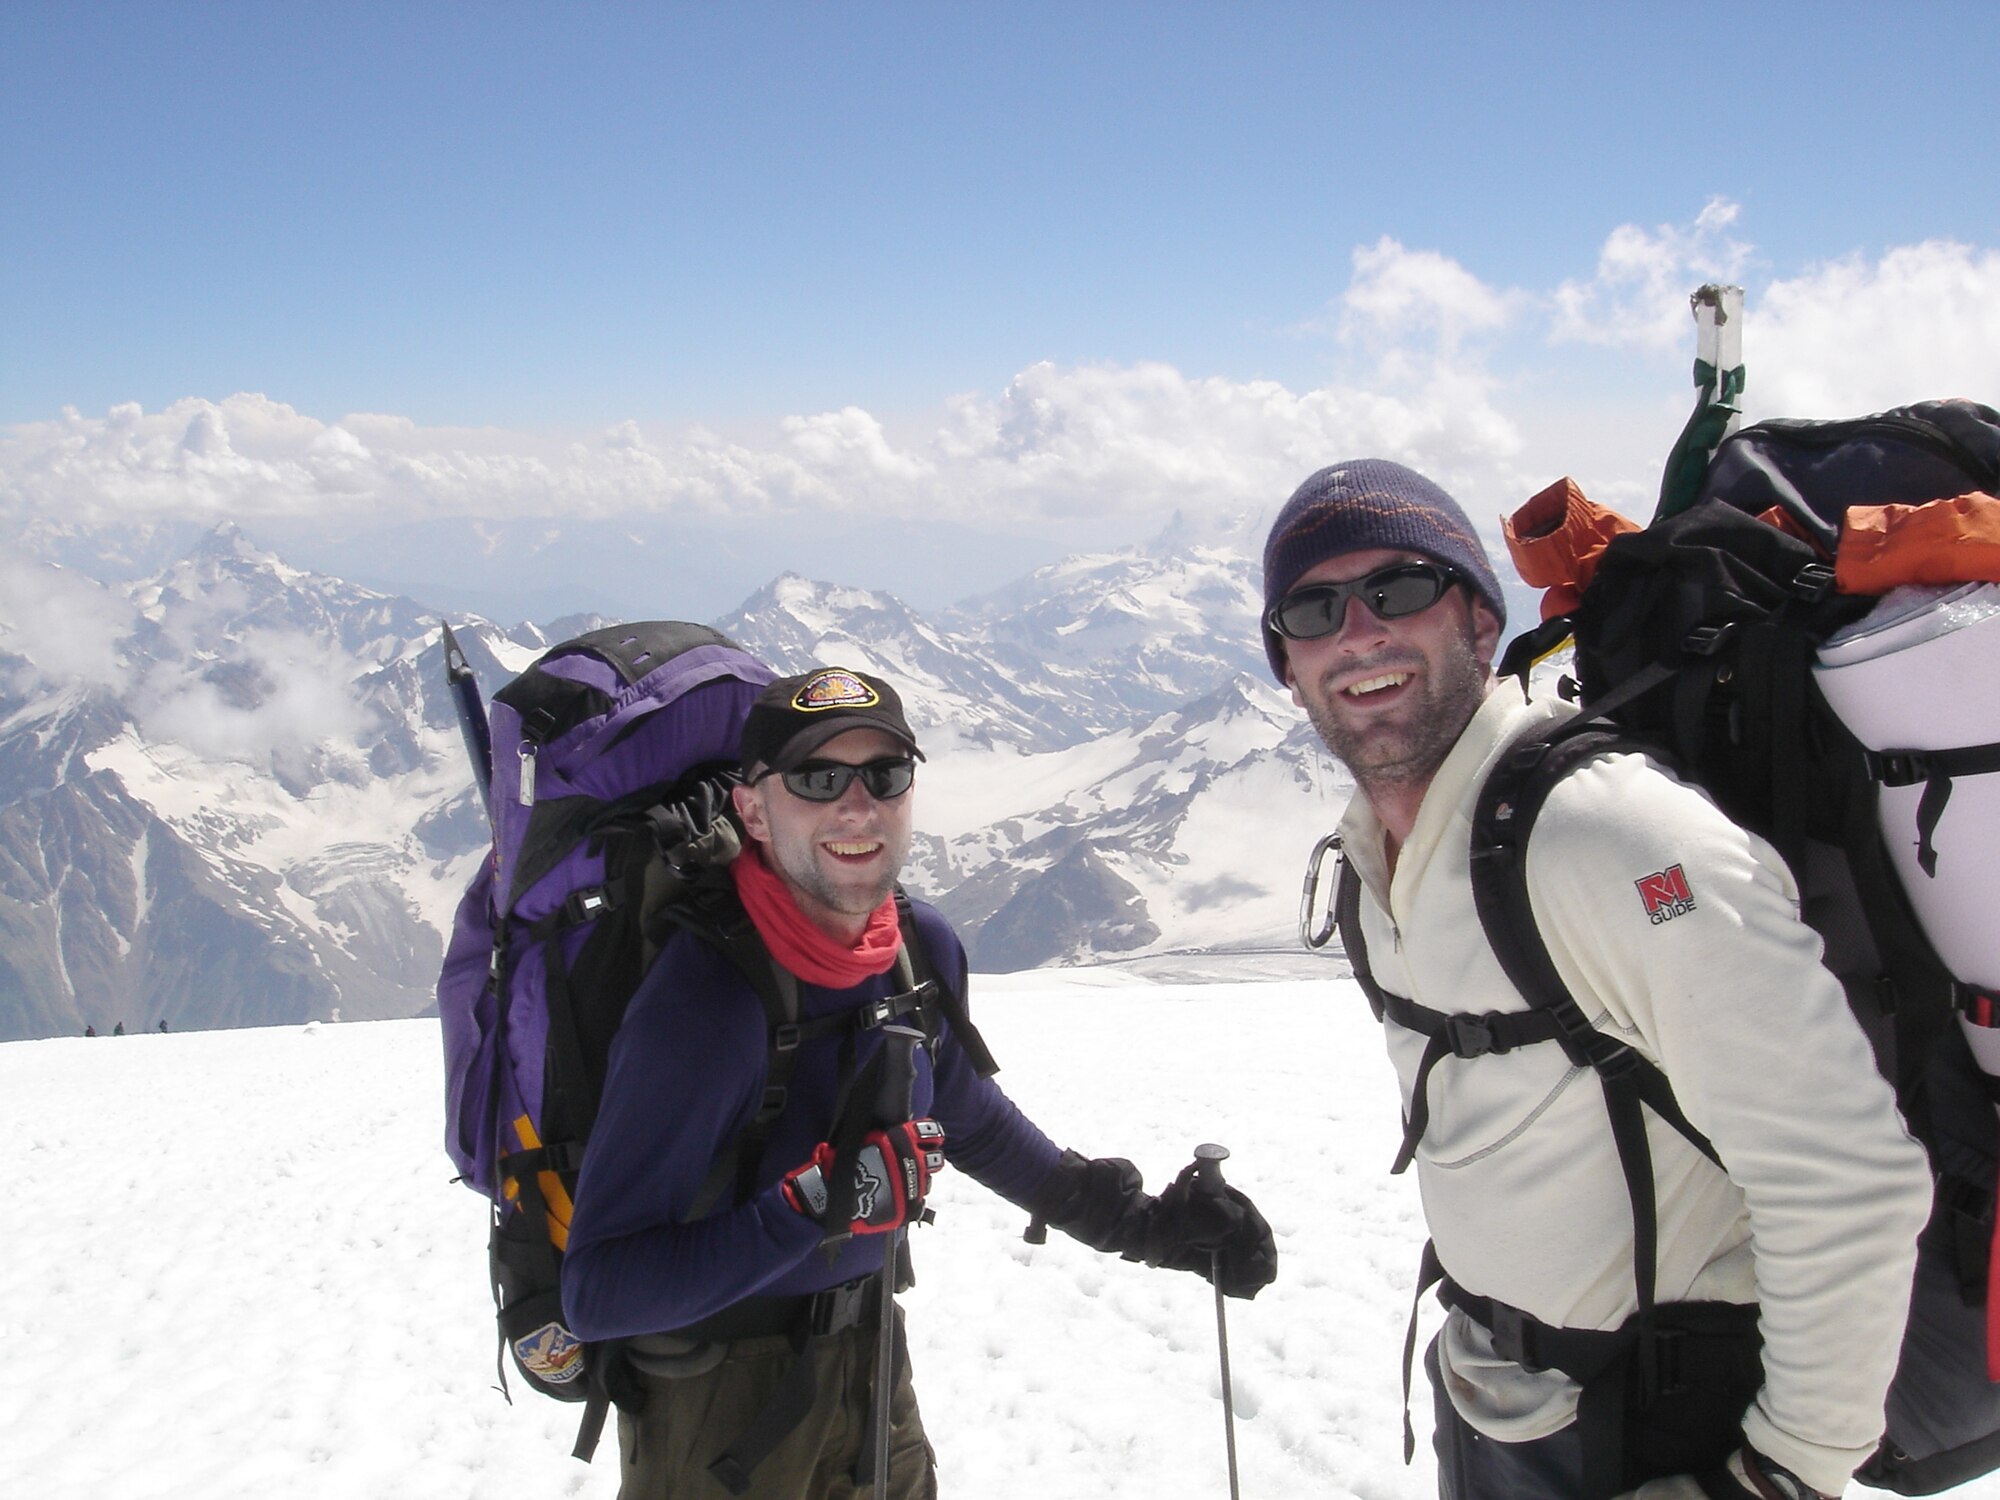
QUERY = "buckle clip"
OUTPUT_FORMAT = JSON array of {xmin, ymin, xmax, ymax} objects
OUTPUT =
[
  {"xmin": 1487, "ymin": 1302, "xmax": 1543, "ymax": 1373},
  {"xmin": 1444, "ymin": 1013, "xmax": 1508, "ymax": 1059},
  {"xmin": 566, "ymin": 884, "xmax": 617, "ymax": 922},
  {"xmin": 1684, "ymin": 622, "xmax": 1736, "ymax": 657},
  {"xmin": 808, "ymin": 1278, "xmax": 873, "ymax": 1336},
  {"xmin": 1639, "ymin": 1325, "xmax": 1689, "ymax": 1403},
  {"xmin": 1957, "ymin": 983, "xmax": 2000, "ymax": 1030},
  {"xmin": 1790, "ymin": 562, "xmax": 1836, "ymax": 602},
  {"xmin": 1873, "ymin": 751, "xmax": 1934, "ymax": 787}
]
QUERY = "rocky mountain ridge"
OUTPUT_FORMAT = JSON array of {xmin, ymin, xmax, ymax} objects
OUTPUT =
[{"xmin": 0, "ymin": 525, "xmax": 1349, "ymax": 1040}]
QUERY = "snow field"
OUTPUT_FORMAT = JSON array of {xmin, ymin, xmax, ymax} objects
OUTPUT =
[{"xmin": 10, "ymin": 970, "xmax": 1993, "ymax": 1497}]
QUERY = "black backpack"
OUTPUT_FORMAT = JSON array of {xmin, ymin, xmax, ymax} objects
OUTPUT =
[{"xmin": 1335, "ymin": 402, "xmax": 2000, "ymax": 1494}]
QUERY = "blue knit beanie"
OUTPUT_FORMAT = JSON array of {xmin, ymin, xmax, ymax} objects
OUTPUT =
[{"xmin": 1259, "ymin": 459, "xmax": 1506, "ymax": 682}]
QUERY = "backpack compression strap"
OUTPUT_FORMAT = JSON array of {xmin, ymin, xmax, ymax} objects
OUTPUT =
[{"xmin": 1865, "ymin": 742, "xmax": 2000, "ymax": 879}]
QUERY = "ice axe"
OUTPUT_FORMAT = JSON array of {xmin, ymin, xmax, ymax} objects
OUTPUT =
[
  {"xmin": 439, "ymin": 621, "xmax": 494, "ymax": 829},
  {"xmin": 1192, "ymin": 1141, "xmax": 1241, "ymax": 1500},
  {"xmin": 870, "ymin": 1024, "xmax": 927, "ymax": 1500}
]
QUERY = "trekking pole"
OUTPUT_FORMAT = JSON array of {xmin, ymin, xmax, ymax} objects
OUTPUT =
[
  {"xmin": 1193, "ymin": 1142, "xmax": 1241, "ymax": 1500},
  {"xmin": 440, "ymin": 621, "xmax": 494, "ymax": 828},
  {"xmin": 871, "ymin": 1024, "xmax": 926, "ymax": 1500}
]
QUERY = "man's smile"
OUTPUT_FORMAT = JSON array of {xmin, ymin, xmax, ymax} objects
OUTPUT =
[
  {"xmin": 823, "ymin": 839, "xmax": 885, "ymax": 860},
  {"xmin": 1343, "ymin": 670, "xmax": 1413, "ymax": 699}
]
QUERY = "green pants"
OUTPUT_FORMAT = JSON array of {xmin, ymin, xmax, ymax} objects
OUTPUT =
[{"xmin": 616, "ymin": 1313, "xmax": 936, "ymax": 1500}]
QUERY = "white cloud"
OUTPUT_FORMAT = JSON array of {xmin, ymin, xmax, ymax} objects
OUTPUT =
[
  {"xmin": 1340, "ymin": 236, "xmax": 1518, "ymax": 352},
  {"xmin": 3, "ymin": 204, "xmax": 1993, "ymax": 581},
  {"xmin": 1749, "ymin": 240, "xmax": 2000, "ymax": 418},
  {"xmin": 0, "ymin": 557, "xmax": 134, "ymax": 688},
  {"xmin": 1551, "ymin": 197, "xmax": 1753, "ymax": 351},
  {"xmin": 133, "ymin": 626, "xmax": 378, "ymax": 763}
]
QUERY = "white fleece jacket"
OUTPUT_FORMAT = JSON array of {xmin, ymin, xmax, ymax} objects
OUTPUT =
[{"xmin": 1336, "ymin": 686, "xmax": 1932, "ymax": 1494}]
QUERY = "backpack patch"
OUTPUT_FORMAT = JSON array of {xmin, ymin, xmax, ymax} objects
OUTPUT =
[{"xmin": 515, "ymin": 1321, "xmax": 587, "ymax": 1386}]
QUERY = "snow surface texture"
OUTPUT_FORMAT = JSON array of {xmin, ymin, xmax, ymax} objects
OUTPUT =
[{"xmin": 12, "ymin": 970, "xmax": 1986, "ymax": 1499}]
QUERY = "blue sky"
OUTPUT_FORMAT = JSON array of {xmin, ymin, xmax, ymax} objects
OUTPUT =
[{"xmin": 5, "ymin": 3, "xmax": 1999, "ymax": 617}]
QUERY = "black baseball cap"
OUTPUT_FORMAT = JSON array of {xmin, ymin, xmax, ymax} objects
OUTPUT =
[{"xmin": 739, "ymin": 666, "xmax": 925, "ymax": 775}]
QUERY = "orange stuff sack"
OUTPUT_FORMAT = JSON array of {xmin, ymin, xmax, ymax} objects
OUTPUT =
[
  {"xmin": 1502, "ymin": 477, "xmax": 1642, "ymax": 620},
  {"xmin": 1837, "ymin": 491, "xmax": 2000, "ymax": 594}
]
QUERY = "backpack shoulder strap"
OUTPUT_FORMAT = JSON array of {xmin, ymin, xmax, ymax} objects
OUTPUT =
[
  {"xmin": 1333, "ymin": 853, "xmax": 1388, "ymax": 1023},
  {"xmin": 1468, "ymin": 714, "xmax": 1726, "ymax": 1361},
  {"xmin": 659, "ymin": 883, "xmax": 807, "ymax": 1221},
  {"xmin": 1468, "ymin": 715, "xmax": 1719, "ymax": 1163},
  {"xmin": 894, "ymin": 887, "xmax": 1000, "ymax": 1079}
]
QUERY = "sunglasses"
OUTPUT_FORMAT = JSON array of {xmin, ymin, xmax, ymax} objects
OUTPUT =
[
  {"xmin": 1265, "ymin": 562, "xmax": 1462, "ymax": 641},
  {"xmin": 770, "ymin": 756, "xmax": 917, "ymax": 803}
]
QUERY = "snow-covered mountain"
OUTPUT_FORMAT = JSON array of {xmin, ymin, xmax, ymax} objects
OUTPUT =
[{"xmin": 0, "ymin": 525, "xmax": 1351, "ymax": 1040}]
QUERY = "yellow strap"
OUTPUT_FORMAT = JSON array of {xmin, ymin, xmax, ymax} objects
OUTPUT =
[{"xmin": 505, "ymin": 1114, "xmax": 576, "ymax": 1250}]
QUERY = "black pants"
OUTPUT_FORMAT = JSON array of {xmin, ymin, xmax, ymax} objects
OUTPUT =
[
  {"xmin": 1429, "ymin": 1339, "xmax": 1591, "ymax": 1500},
  {"xmin": 1427, "ymin": 1315, "xmax": 1763, "ymax": 1500}
]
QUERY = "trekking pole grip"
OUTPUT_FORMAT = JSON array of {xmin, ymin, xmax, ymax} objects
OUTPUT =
[{"xmin": 1194, "ymin": 1141, "xmax": 1230, "ymax": 1186}]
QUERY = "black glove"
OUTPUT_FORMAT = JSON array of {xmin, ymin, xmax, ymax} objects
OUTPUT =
[
  {"xmin": 1144, "ymin": 1159, "xmax": 1278, "ymax": 1299},
  {"xmin": 1027, "ymin": 1149, "xmax": 1278, "ymax": 1300}
]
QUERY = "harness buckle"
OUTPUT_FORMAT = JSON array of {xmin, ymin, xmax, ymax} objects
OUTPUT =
[
  {"xmin": 1962, "ymin": 984, "xmax": 2000, "ymax": 1029},
  {"xmin": 1487, "ymin": 1302, "xmax": 1545, "ymax": 1373},
  {"xmin": 1789, "ymin": 562, "xmax": 1836, "ymax": 602},
  {"xmin": 1683, "ymin": 622, "xmax": 1735, "ymax": 657},
  {"xmin": 1443, "ymin": 1012, "xmax": 1509, "ymax": 1059},
  {"xmin": 565, "ymin": 884, "xmax": 617, "ymax": 923},
  {"xmin": 1872, "ymin": 750, "xmax": 1934, "ymax": 787},
  {"xmin": 807, "ymin": 1278, "xmax": 877, "ymax": 1336},
  {"xmin": 1640, "ymin": 1325, "xmax": 1689, "ymax": 1403}
]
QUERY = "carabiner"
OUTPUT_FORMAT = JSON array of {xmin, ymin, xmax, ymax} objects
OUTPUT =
[{"xmin": 1298, "ymin": 832, "xmax": 1344, "ymax": 950}]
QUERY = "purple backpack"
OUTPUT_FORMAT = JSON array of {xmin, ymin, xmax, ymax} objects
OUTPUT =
[{"xmin": 436, "ymin": 621, "xmax": 774, "ymax": 1450}]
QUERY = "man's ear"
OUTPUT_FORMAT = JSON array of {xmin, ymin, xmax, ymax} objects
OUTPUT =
[
  {"xmin": 1470, "ymin": 597, "xmax": 1503, "ymax": 673},
  {"xmin": 1282, "ymin": 657, "xmax": 1308, "ymax": 709},
  {"xmin": 731, "ymin": 780, "xmax": 769, "ymax": 844}
]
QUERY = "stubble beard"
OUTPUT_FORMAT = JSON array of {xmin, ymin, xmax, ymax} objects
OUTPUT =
[
  {"xmin": 1303, "ymin": 631, "xmax": 1490, "ymax": 797},
  {"xmin": 767, "ymin": 821, "xmax": 910, "ymax": 923}
]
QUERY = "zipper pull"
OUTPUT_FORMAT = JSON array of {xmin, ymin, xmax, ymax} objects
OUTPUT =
[{"xmin": 516, "ymin": 708, "xmax": 556, "ymax": 809}]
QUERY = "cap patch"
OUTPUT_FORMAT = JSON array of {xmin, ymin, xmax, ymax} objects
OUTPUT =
[{"xmin": 792, "ymin": 669, "xmax": 880, "ymax": 712}]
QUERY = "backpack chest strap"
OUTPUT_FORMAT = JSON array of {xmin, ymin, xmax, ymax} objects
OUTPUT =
[{"xmin": 1377, "ymin": 991, "xmax": 1570, "ymax": 1173}]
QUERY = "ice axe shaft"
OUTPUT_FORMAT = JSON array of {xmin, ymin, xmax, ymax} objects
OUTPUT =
[
  {"xmin": 440, "ymin": 621, "xmax": 494, "ymax": 829},
  {"xmin": 1193, "ymin": 1142, "xmax": 1241, "ymax": 1500},
  {"xmin": 872, "ymin": 1025, "xmax": 924, "ymax": 1500}
]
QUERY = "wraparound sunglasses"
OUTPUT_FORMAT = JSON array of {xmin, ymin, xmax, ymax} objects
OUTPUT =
[
  {"xmin": 765, "ymin": 756, "xmax": 918, "ymax": 803},
  {"xmin": 1265, "ymin": 562, "xmax": 1462, "ymax": 641}
]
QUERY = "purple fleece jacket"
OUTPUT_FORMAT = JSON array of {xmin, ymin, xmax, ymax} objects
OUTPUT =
[{"xmin": 560, "ymin": 899, "xmax": 1064, "ymax": 1341}]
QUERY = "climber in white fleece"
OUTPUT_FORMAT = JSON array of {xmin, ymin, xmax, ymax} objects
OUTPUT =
[{"xmin": 1261, "ymin": 459, "xmax": 1932, "ymax": 1500}]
